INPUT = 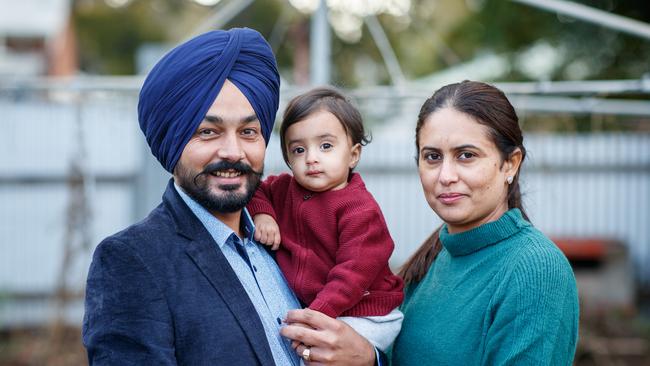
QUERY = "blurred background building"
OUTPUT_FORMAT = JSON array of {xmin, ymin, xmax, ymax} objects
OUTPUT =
[
  {"xmin": 0, "ymin": 0, "xmax": 77, "ymax": 77},
  {"xmin": 1, "ymin": 0, "xmax": 649, "ymax": 364}
]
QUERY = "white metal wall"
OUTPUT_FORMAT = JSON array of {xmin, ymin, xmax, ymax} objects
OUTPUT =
[{"xmin": 1, "ymin": 86, "xmax": 649, "ymax": 327}]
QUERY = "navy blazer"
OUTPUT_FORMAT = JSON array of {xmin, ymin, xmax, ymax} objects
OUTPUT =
[{"xmin": 82, "ymin": 180, "xmax": 276, "ymax": 365}]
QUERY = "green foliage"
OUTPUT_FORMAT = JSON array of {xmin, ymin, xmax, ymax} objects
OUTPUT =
[
  {"xmin": 446, "ymin": 0, "xmax": 650, "ymax": 81},
  {"xmin": 72, "ymin": 0, "xmax": 650, "ymax": 85},
  {"xmin": 74, "ymin": 0, "xmax": 169, "ymax": 74},
  {"xmin": 226, "ymin": 0, "xmax": 283, "ymax": 35}
]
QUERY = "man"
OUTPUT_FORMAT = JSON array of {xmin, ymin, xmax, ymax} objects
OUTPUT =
[{"xmin": 82, "ymin": 28, "xmax": 379, "ymax": 365}]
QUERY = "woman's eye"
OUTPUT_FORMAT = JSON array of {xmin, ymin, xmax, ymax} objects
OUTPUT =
[
  {"xmin": 291, "ymin": 146, "xmax": 305, "ymax": 154},
  {"xmin": 321, "ymin": 143, "xmax": 333, "ymax": 150},
  {"xmin": 423, "ymin": 152, "xmax": 441, "ymax": 162},
  {"xmin": 458, "ymin": 151, "xmax": 475, "ymax": 160}
]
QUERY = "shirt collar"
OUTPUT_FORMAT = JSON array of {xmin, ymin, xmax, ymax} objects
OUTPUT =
[{"xmin": 174, "ymin": 183, "xmax": 256, "ymax": 247}]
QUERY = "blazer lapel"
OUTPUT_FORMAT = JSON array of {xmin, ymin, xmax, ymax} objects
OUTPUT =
[
  {"xmin": 162, "ymin": 180, "xmax": 275, "ymax": 365},
  {"xmin": 185, "ymin": 242, "xmax": 275, "ymax": 364}
]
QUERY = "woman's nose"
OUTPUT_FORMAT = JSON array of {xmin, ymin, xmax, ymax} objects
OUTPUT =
[{"xmin": 438, "ymin": 159, "xmax": 458, "ymax": 185}]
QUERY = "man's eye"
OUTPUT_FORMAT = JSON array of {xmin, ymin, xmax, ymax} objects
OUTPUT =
[
  {"xmin": 291, "ymin": 147, "xmax": 305, "ymax": 154},
  {"xmin": 321, "ymin": 143, "xmax": 333, "ymax": 150},
  {"xmin": 199, "ymin": 129, "xmax": 215, "ymax": 137},
  {"xmin": 242, "ymin": 128, "xmax": 258, "ymax": 136}
]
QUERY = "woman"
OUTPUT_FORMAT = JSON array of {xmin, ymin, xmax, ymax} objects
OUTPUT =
[{"xmin": 391, "ymin": 81, "xmax": 579, "ymax": 365}]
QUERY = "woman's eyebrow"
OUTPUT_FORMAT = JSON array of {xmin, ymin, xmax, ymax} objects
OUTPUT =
[
  {"xmin": 453, "ymin": 144, "xmax": 481, "ymax": 151},
  {"xmin": 420, "ymin": 144, "xmax": 483, "ymax": 153},
  {"xmin": 420, "ymin": 146, "xmax": 440, "ymax": 152}
]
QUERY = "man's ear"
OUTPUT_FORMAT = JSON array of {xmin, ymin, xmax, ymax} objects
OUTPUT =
[
  {"xmin": 349, "ymin": 143, "xmax": 361, "ymax": 170},
  {"xmin": 504, "ymin": 147, "xmax": 523, "ymax": 178}
]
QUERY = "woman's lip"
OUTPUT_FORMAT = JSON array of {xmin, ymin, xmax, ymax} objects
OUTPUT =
[
  {"xmin": 437, "ymin": 193, "xmax": 465, "ymax": 204},
  {"xmin": 306, "ymin": 171, "xmax": 322, "ymax": 176}
]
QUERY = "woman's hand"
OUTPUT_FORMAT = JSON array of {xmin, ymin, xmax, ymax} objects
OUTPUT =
[{"xmin": 281, "ymin": 308, "xmax": 376, "ymax": 366}]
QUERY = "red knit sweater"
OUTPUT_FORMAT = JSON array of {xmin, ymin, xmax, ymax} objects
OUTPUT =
[{"xmin": 247, "ymin": 173, "xmax": 404, "ymax": 318}]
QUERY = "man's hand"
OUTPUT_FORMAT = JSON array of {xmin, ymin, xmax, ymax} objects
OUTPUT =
[
  {"xmin": 253, "ymin": 214, "xmax": 281, "ymax": 250},
  {"xmin": 281, "ymin": 309, "xmax": 376, "ymax": 366}
]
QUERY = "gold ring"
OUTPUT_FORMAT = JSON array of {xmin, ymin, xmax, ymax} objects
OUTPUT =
[{"xmin": 302, "ymin": 347, "xmax": 311, "ymax": 362}]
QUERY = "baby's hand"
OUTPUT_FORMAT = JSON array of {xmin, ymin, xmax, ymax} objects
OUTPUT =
[{"xmin": 253, "ymin": 214, "xmax": 282, "ymax": 250}]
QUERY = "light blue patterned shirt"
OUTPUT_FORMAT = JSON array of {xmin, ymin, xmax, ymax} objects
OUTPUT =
[{"xmin": 175, "ymin": 184, "xmax": 301, "ymax": 366}]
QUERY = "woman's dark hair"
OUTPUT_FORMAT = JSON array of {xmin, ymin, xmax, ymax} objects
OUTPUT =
[
  {"xmin": 399, "ymin": 80, "xmax": 528, "ymax": 286},
  {"xmin": 280, "ymin": 87, "xmax": 371, "ymax": 171}
]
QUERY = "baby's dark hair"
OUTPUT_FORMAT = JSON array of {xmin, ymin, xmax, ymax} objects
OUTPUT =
[{"xmin": 280, "ymin": 87, "xmax": 371, "ymax": 168}]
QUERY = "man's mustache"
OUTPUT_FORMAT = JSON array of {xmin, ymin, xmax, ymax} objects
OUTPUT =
[{"xmin": 193, "ymin": 161, "xmax": 263, "ymax": 185}]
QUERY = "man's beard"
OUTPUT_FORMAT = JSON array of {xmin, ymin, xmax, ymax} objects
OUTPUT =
[{"xmin": 175, "ymin": 160, "xmax": 263, "ymax": 213}]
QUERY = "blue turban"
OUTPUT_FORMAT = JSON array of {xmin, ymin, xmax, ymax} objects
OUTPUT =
[{"xmin": 138, "ymin": 28, "xmax": 280, "ymax": 173}]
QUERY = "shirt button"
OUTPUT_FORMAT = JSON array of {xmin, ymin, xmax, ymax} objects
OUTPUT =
[
  {"xmin": 253, "ymin": 265, "xmax": 258, "ymax": 272},
  {"xmin": 276, "ymin": 317, "xmax": 282, "ymax": 325}
]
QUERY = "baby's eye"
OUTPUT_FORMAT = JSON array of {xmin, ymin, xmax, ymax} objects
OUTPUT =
[
  {"xmin": 291, "ymin": 146, "xmax": 305, "ymax": 154},
  {"xmin": 321, "ymin": 143, "xmax": 333, "ymax": 150}
]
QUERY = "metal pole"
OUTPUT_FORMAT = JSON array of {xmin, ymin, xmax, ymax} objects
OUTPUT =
[
  {"xmin": 310, "ymin": 0, "xmax": 331, "ymax": 85},
  {"xmin": 365, "ymin": 15, "xmax": 406, "ymax": 87},
  {"xmin": 513, "ymin": 0, "xmax": 650, "ymax": 41}
]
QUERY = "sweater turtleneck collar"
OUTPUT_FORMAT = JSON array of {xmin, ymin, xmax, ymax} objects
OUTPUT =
[{"xmin": 439, "ymin": 208, "xmax": 530, "ymax": 257}]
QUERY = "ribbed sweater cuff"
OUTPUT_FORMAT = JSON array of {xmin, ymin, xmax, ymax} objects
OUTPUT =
[
  {"xmin": 246, "ymin": 200, "xmax": 276, "ymax": 219},
  {"xmin": 309, "ymin": 292, "xmax": 404, "ymax": 318},
  {"xmin": 309, "ymin": 299, "xmax": 339, "ymax": 318}
]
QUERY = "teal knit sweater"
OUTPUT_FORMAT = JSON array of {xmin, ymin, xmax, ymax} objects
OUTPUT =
[{"xmin": 391, "ymin": 209, "xmax": 579, "ymax": 366}]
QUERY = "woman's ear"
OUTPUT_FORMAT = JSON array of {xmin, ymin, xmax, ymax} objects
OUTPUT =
[
  {"xmin": 504, "ymin": 147, "xmax": 523, "ymax": 179},
  {"xmin": 349, "ymin": 143, "xmax": 362, "ymax": 169}
]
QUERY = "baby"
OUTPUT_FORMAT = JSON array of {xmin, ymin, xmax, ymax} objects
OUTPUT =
[{"xmin": 248, "ymin": 87, "xmax": 403, "ymax": 351}]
